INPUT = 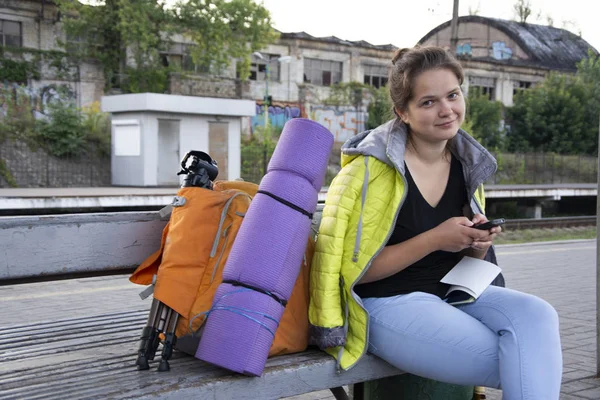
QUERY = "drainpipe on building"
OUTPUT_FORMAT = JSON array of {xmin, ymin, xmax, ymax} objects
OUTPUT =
[
  {"xmin": 450, "ymin": 0, "xmax": 459, "ymax": 54},
  {"xmin": 596, "ymin": 115, "xmax": 600, "ymax": 377},
  {"xmin": 38, "ymin": 0, "xmax": 44, "ymax": 50}
]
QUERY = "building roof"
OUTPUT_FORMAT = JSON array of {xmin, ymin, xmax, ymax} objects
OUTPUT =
[
  {"xmin": 419, "ymin": 15, "xmax": 598, "ymax": 72},
  {"xmin": 280, "ymin": 31, "xmax": 397, "ymax": 53}
]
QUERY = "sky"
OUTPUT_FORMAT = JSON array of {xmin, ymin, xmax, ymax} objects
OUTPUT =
[{"xmin": 259, "ymin": 0, "xmax": 600, "ymax": 51}]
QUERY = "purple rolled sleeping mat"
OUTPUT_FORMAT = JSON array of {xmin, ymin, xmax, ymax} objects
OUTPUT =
[{"xmin": 196, "ymin": 118, "xmax": 334, "ymax": 376}]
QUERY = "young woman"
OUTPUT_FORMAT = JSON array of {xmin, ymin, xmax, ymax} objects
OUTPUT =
[{"xmin": 308, "ymin": 46, "xmax": 562, "ymax": 399}]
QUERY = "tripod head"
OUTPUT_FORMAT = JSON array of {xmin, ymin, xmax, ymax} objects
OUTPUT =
[{"xmin": 177, "ymin": 151, "xmax": 218, "ymax": 189}]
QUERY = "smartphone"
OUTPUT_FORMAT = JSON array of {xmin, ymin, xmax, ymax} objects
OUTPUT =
[{"xmin": 473, "ymin": 218, "xmax": 505, "ymax": 230}]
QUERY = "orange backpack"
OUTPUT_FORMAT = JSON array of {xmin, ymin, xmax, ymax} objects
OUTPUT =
[{"xmin": 130, "ymin": 180, "xmax": 313, "ymax": 357}]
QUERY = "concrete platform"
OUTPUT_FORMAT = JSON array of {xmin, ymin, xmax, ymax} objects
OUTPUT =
[
  {"xmin": 1, "ymin": 240, "xmax": 599, "ymax": 399},
  {"xmin": 0, "ymin": 184, "xmax": 597, "ymax": 212}
]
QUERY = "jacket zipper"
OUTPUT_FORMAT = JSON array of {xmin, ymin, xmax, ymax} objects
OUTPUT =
[{"xmin": 341, "ymin": 168, "xmax": 409, "ymax": 371}]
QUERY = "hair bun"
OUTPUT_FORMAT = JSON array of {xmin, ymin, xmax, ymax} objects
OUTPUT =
[{"xmin": 391, "ymin": 48, "xmax": 411, "ymax": 65}]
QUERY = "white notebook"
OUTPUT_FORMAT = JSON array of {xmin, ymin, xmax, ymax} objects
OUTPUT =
[{"xmin": 440, "ymin": 256, "xmax": 502, "ymax": 305}]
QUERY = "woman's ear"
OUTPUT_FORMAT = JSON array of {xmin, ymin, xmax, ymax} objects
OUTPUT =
[{"xmin": 396, "ymin": 108, "xmax": 409, "ymax": 124}]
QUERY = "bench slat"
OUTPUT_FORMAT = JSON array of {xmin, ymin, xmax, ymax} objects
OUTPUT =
[
  {"xmin": 0, "ymin": 207, "xmax": 325, "ymax": 281},
  {"xmin": 0, "ymin": 310, "xmax": 401, "ymax": 399}
]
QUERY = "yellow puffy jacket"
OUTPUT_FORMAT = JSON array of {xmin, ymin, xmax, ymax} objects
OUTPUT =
[{"xmin": 309, "ymin": 120, "xmax": 498, "ymax": 371}]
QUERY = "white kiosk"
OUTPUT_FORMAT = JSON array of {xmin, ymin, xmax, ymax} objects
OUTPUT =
[{"xmin": 101, "ymin": 93, "xmax": 255, "ymax": 186}]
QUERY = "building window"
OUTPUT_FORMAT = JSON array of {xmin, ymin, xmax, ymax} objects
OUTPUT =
[
  {"xmin": 240, "ymin": 54, "xmax": 281, "ymax": 81},
  {"xmin": 469, "ymin": 76, "xmax": 496, "ymax": 100},
  {"xmin": 363, "ymin": 64, "xmax": 388, "ymax": 88},
  {"xmin": 162, "ymin": 43, "xmax": 211, "ymax": 74},
  {"xmin": 513, "ymin": 80, "xmax": 532, "ymax": 96},
  {"xmin": 303, "ymin": 58, "xmax": 342, "ymax": 86},
  {"xmin": 1, "ymin": 20, "xmax": 22, "ymax": 47}
]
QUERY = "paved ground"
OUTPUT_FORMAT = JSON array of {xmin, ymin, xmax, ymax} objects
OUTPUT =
[{"xmin": 1, "ymin": 239, "xmax": 598, "ymax": 399}]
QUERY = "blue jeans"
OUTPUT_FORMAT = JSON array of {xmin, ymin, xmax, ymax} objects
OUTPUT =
[{"xmin": 361, "ymin": 286, "xmax": 562, "ymax": 400}]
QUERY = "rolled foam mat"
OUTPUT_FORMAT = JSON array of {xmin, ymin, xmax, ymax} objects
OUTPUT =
[
  {"xmin": 195, "ymin": 283, "xmax": 284, "ymax": 376},
  {"xmin": 196, "ymin": 118, "xmax": 333, "ymax": 375},
  {"xmin": 221, "ymin": 171, "xmax": 316, "ymax": 299}
]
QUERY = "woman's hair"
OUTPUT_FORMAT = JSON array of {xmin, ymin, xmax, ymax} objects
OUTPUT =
[{"xmin": 389, "ymin": 46, "xmax": 464, "ymax": 113}]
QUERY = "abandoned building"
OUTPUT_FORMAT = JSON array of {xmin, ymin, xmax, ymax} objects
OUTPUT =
[
  {"xmin": 1, "ymin": 2, "xmax": 598, "ymax": 141},
  {"xmin": 418, "ymin": 15, "xmax": 598, "ymax": 106}
]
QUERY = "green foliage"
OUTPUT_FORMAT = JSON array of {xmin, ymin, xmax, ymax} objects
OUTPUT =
[
  {"xmin": 0, "ymin": 46, "xmax": 78, "ymax": 84},
  {"xmin": 324, "ymin": 82, "xmax": 371, "ymax": 107},
  {"xmin": 121, "ymin": 66, "xmax": 170, "ymax": 94},
  {"xmin": 82, "ymin": 101, "xmax": 112, "ymax": 158},
  {"xmin": 240, "ymin": 127, "xmax": 278, "ymax": 183},
  {"xmin": 576, "ymin": 50, "xmax": 600, "ymax": 154},
  {"xmin": 465, "ymin": 88, "xmax": 505, "ymax": 149},
  {"xmin": 56, "ymin": 0, "xmax": 124, "ymax": 88},
  {"xmin": 57, "ymin": 0, "xmax": 171, "ymax": 90},
  {"xmin": 0, "ymin": 159, "xmax": 17, "ymax": 188},
  {"xmin": 57, "ymin": 0, "xmax": 279, "ymax": 91},
  {"xmin": 174, "ymin": 0, "xmax": 279, "ymax": 81},
  {"xmin": 0, "ymin": 86, "xmax": 111, "ymax": 159},
  {"xmin": 0, "ymin": 86, "xmax": 38, "ymax": 145},
  {"xmin": 0, "ymin": 55, "xmax": 39, "ymax": 83},
  {"xmin": 505, "ymin": 51, "xmax": 600, "ymax": 155},
  {"xmin": 36, "ymin": 100, "xmax": 87, "ymax": 158},
  {"xmin": 366, "ymin": 86, "xmax": 394, "ymax": 129},
  {"xmin": 507, "ymin": 73, "xmax": 588, "ymax": 154}
]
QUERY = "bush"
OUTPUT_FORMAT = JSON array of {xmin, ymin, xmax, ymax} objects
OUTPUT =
[
  {"xmin": 36, "ymin": 100, "xmax": 87, "ymax": 158},
  {"xmin": 465, "ymin": 88, "xmax": 505, "ymax": 150},
  {"xmin": 366, "ymin": 86, "xmax": 394, "ymax": 129},
  {"xmin": 82, "ymin": 101, "xmax": 111, "ymax": 157},
  {"xmin": 240, "ymin": 126, "xmax": 280, "ymax": 183},
  {"xmin": 0, "ymin": 86, "xmax": 38, "ymax": 145}
]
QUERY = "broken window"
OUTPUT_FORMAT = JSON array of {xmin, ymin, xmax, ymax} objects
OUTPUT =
[
  {"xmin": 363, "ymin": 64, "xmax": 389, "ymax": 88},
  {"xmin": 303, "ymin": 58, "xmax": 342, "ymax": 86},
  {"xmin": 236, "ymin": 54, "xmax": 281, "ymax": 81},
  {"xmin": 513, "ymin": 80, "xmax": 532, "ymax": 96},
  {"xmin": 469, "ymin": 76, "xmax": 496, "ymax": 100},
  {"xmin": 162, "ymin": 43, "xmax": 212, "ymax": 74},
  {"xmin": 1, "ymin": 20, "xmax": 22, "ymax": 47}
]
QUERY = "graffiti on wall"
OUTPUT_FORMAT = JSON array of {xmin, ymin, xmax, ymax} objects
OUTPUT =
[
  {"xmin": 492, "ymin": 41, "xmax": 513, "ymax": 60},
  {"xmin": 457, "ymin": 43, "xmax": 472, "ymax": 56},
  {"xmin": 0, "ymin": 83, "xmax": 76, "ymax": 118},
  {"xmin": 251, "ymin": 104, "xmax": 302, "ymax": 130},
  {"xmin": 251, "ymin": 102, "xmax": 367, "ymax": 143},
  {"xmin": 311, "ymin": 107, "xmax": 366, "ymax": 143}
]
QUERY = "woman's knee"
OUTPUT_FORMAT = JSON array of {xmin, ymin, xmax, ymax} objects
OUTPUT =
[{"xmin": 516, "ymin": 294, "xmax": 559, "ymax": 329}]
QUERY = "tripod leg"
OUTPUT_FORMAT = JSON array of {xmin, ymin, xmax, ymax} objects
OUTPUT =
[
  {"xmin": 148, "ymin": 302, "xmax": 169, "ymax": 361},
  {"xmin": 158, "ymin": 312, "xmax": 179, "ymax": 372},
  {"xmin": 136, "ymin": 298, "xmax": 161, "ymax": 370}
]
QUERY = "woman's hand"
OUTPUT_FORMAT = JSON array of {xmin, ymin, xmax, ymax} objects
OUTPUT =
[
  {"xmin": 430, "ymin": 217, "xmax": 490, "ymax": 253},
  {"xmin": 468, "ymin": 214, "xmax": 502, "ymax": 258}
]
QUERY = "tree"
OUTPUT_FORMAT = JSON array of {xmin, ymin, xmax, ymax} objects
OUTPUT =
[
  {"xmin": 366, "ymin": 86, "xmax": 394, "ymax": 129},
  {"xmin": 505, "ymin": 51, "xmax": 600, "ymax": 155},
  {"xmin": 513, "ymin": 0, "xmax": 532, "ymax": 23},
  {"xmin": 506, "ymin": 73, "xmax": 588, "ymax": 154},
  {"xmin": 56, "ymin": 0, "xmax": 278, "ymax": 92},
  {"xmin": 174, "ymin": 0, "xmax": 278, "ymax": 80},
  {"xmin": 464, "ymin": 88, "xmax": 505, "ymax": 150},
  {"xmin": 575, "ymin": 50, "xmax": 600, "ymax": 154},
  {"xmin": 56, "ymin": 0, "xmax": 169, "ymax": 91}
]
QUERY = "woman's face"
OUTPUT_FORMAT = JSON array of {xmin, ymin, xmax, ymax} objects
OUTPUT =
[{"xmin": 397, "ymin": 68, "xmax": 465, "ymax": 143}]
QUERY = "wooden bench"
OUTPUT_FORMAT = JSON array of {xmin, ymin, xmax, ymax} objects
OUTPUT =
[{"xmin": 0, "ymin": 207, "xmax": 407, "ymax": 400}]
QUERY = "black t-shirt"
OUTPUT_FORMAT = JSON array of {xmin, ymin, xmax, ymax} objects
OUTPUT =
[{"xmin": 354, "ymin": 154, "xmax": 468, "ymax": 299}]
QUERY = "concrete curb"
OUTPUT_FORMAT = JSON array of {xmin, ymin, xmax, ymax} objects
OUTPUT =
[{"xmin": 496, "ymin": 238, "xmax": 596, "ymax": 249}]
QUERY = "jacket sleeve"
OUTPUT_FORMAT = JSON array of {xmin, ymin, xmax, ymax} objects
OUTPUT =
[{"xmin": 308, "ymin": 167, "xmax": 360, "ymax": 349}]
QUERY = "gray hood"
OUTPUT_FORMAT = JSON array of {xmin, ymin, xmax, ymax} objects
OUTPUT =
[{"xmin": 341, "ymin": 119, "xmax": 497, "ymax": 195}]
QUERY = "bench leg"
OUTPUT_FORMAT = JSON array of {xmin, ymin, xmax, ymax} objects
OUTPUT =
[
  {"xmin": 353, "ymin": 382, "xmax": 364, "ymax": 400},
  {"xmin": 353, "ymin": 375, "xmax": 474, "ymax": 399},
  {"xmin": 330, "ymin": 386, "xmax": 350, "ymax": 400}
]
